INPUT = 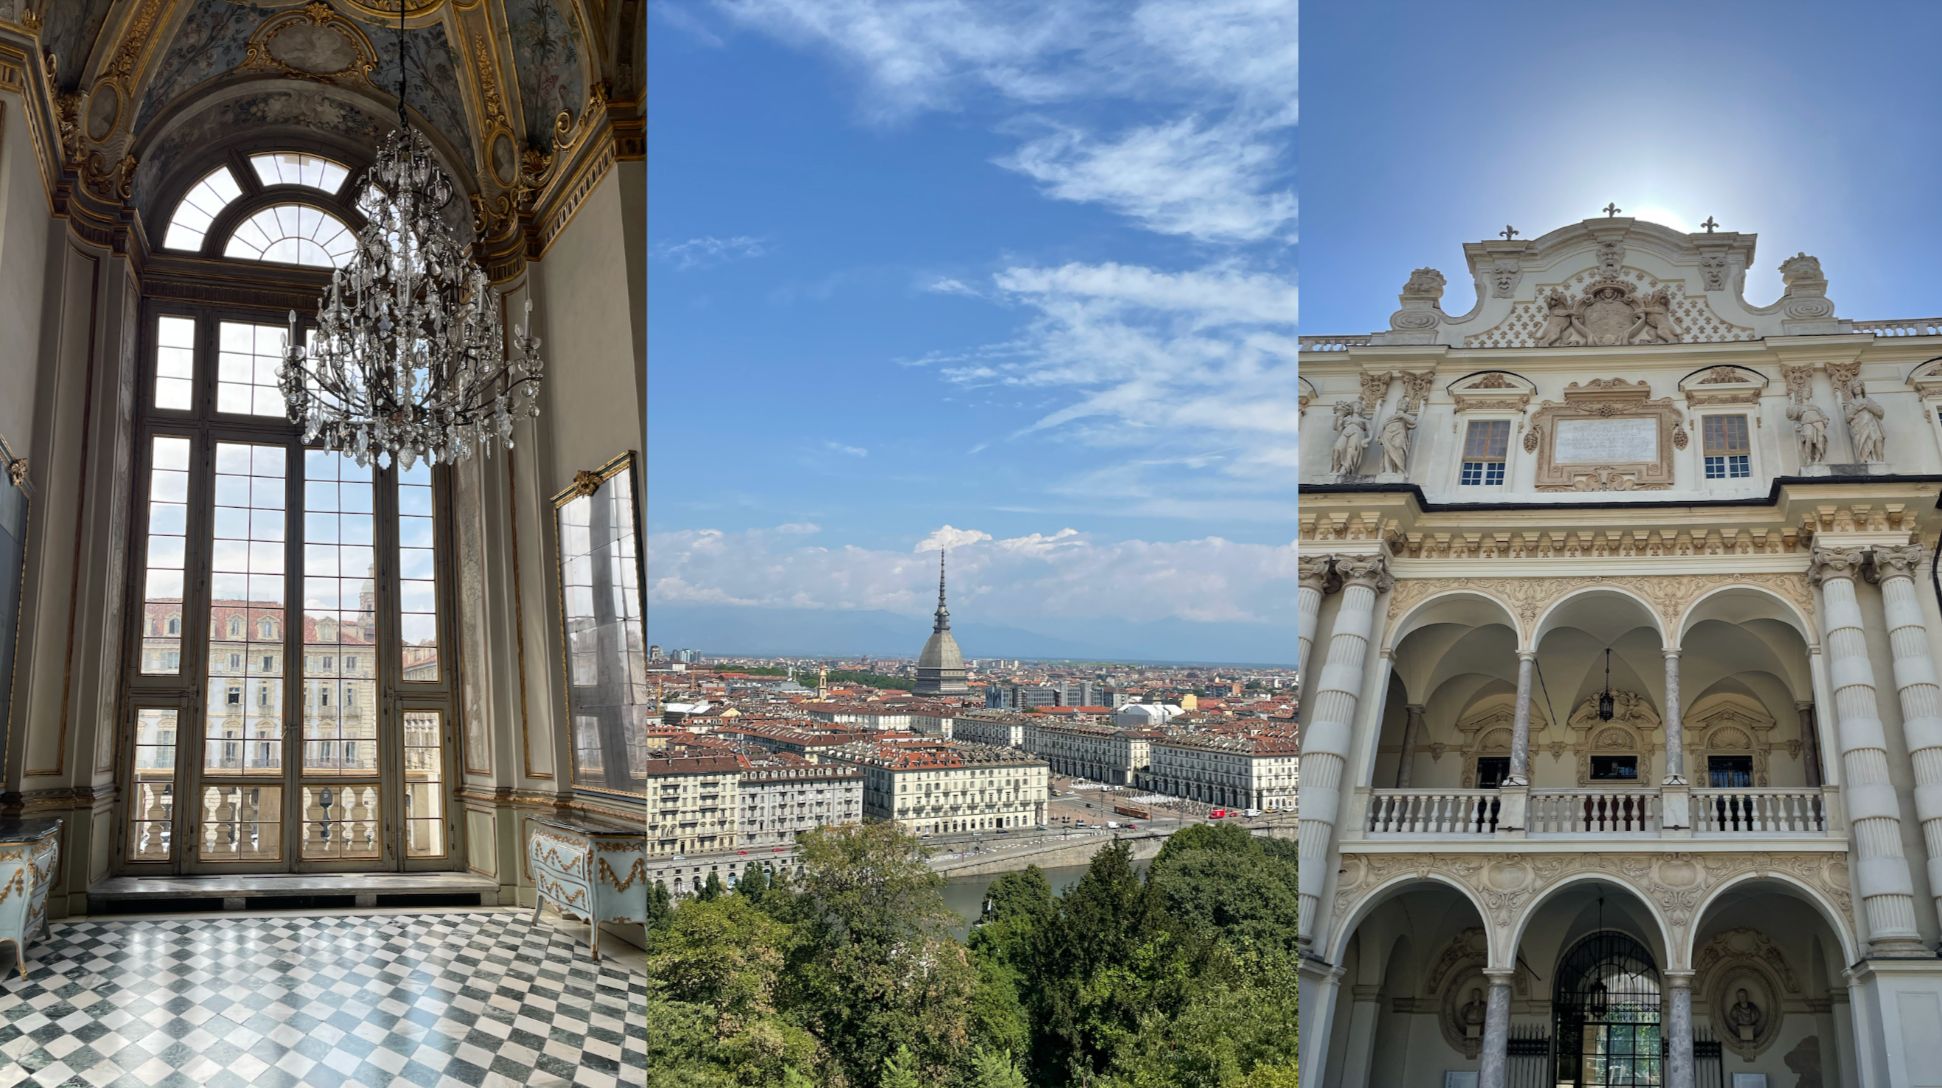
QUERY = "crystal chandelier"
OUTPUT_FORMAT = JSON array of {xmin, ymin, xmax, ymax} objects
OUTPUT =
[{"xmin": 279, "ymin": 3, "xmax": 542, "ymax": 470}]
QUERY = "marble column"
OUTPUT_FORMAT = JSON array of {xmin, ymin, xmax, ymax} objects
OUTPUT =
[
  {"xmin": 1395, "ymin": 703, "xmax": 1426, "ymax": 787},
  {"xmin": 1477, "ymin": 969, "xmax": 1514, "ymax": 1088},
  {"xmin": 1869, "ymin": 543, "xmax": 1942, "ymax": 930},
  {"xmin": 1296, "ymin": 553, "xmax": 1392, "ymax": 948},
  {"xmin": 1297, "ymin": 963, "xmax": 1344, "ymax": 1088},
  {"xmin": 1797, "ymin": 700, "xmax": 1823, "ymax": 787},
  {"xmin": 1810, "ymin": 546, "xmax": 1927, "ymax": 954},
  {"xmin": 1506, "ymin": 652, "xmax": 1537, "ymax": 786},
  {"xmin": 1338, "ymin": 984, "xmax": 1383, "ymax": 1088},
  {"xmin": 1297, "ymin": 555, "xmax": 1332, "ymax": 686},
  {"xmin": 1665, "ymin": 971, "xmax": 1695, "ymax": 1088},
  {"xmin": 1662, "ymin": 649, "xmax": 1688, "ymax": 785}
]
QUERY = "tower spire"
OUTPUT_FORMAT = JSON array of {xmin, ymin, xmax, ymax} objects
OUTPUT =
[{"xmin": 933, "ymin": 549, "xmax": 951, "ymax": 632}]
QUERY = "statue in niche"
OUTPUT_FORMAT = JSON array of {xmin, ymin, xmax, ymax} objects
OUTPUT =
[
  {"xmin": 1727, "ymin": 986, "xmax": 1764, "ymax": 1043},
  {"xmin": 1459, "ymin": 986, "xmax": 1487, "ymax": 1041},
  {"xmin": 1844, "ymin": 384, "xmax": 1886, "ymax": 463},
  {"xmin": 1788, "ymin": 400, "xmax": 1830, "ymax": 466},
  {"xmin": 1630, "ymin": 288, "xmax": 1681, "ymax": 344},
  {"xmin": 1536, "ymin": 290, "xmax": 1588, "ymax": 347},
  {"xmin": 1378, "ymin": 406, "xmax": 1418, "ymax": 475},
  {"xmin": 1331, "ymin": 401, "xmax": 1370, "ymax": 475}
]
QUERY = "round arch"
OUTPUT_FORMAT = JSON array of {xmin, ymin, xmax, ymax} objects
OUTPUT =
[
  {"xmin": 1501, "ymin": 871, "xmax": 1676, "ymax": 971},
  {"xmin": 1325, "ymin": 873, "xmax": 1495, "ymax": 967},
  {"xmin": 1385, "ymin": 588, "xmax": 1523, "ymax": 655},
  {"xmin": 1530, "ymin": 585, "xmax": 1666, "ymax": 653},
  {"xmin": 1675, "ymin": 583, "xmax": 1818, "ymax": 650},
  {"xmin": 1682, "ymin": 871, "xmax": 1859, "ymax": 968}
]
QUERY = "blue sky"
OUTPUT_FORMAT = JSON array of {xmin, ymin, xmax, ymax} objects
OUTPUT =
[
  {"xmin": 1302, "ymin": 0, "xmax": 1942, "ymax": 335},
  {"xmin": 646, "ymin": 1, "xmax": 1298, "ymax": 661}
]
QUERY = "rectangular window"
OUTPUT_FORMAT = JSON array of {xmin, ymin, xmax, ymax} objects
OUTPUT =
[
  {"xmin": 1702, "ymin": 414, "xmax": 1751, "ymax": 479},
  {"xmin": 1459, "ymin": 420, "xmax": 1510, "ymax": 486},
  {"xmin": 129, "ymin": 709, "xmax": 178, "ymax": 861},
  {"xmin": 404, "ymin": 709, "xmax": 446, "ymax": 857},
  {"xmin": 206, "ymin": 443, "xmax": 285, "ymax": 776},
  {"xmin": 1589, "ymin": 755, "xmax": 1640, "ymax": 781},
  {"xmin": 397, "ymin": 463, "xmax": 440, "ymax": 681},
  {"xmin": 1708, "ymin": 755, "xmax": 1753, "ymax": 789},
  {"xmin": 1475, "ymin": 756, "xmax": 1510, "ymax": 789},
  {"xmin": 215, "ymin": 321, "xmax": 292, "ymax": 417},
  {"xmin": 302, "ymin": 451, "xmax": 377, "ymax": 776},
  {"xmin": 140, "ymin": 437, "xmax": 192, "ymax": 675},
  {"xmin": 154, "ymin": 316, "xmax": 196, "ymax": 411}
]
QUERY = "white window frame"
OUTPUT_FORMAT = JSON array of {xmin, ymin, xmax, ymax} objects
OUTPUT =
[{"xmin": 1450, "ymin": 414, "xmax": 1519, "ymax": 494}]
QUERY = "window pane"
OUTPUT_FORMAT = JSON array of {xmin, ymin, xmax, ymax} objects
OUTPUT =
[
  {"xmin": 141, "ymin": 436, "xmax": 193, "ymax": 674},
  {"xmin": 404, "ymin": 710, "xmax": 445, "ymax": 857},
  {"xmin": 129, "ymin": 709, "xmax": 178, "ymax": 861},
  {"xmin": 162, "ymin": 167, "xmax": 243, "ymax": 252},
  {"xmin": 206, "ymin": 443, "xmax": 285, "ymax": 776},
  {"xmin": 197, "ymin": 785, "xmax": 281, "ymax": 861},
  {"xmin": 224, "ymin": 204, "xmax": 356, "ymax": 269},
  {"xmin": 1463, "ymin": 419, "xmax": 1510, "ymax": 458},
  {"xmin": 215, "ymin": 321, "xmax": 291, "ymax": 418},
  {"xmin": 154, "ymin": 316, "xmax": 196, "ymax": 411},
  {"xmin": 301, "ymin": 784, "xmax": 380, "ymax": 860},
  {"xmin": 398, "ymin": 464, "xmax": 439, "ymax": 681},
  {"xmin": 303, "ymin": 452, "xmax": 378, "ymax": 775}
]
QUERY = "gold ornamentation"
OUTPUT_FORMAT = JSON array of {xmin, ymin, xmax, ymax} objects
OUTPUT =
[
  {"xmin": 238, "ymin": 3, "xmax": 381, "ymax": 85},
  {"xmin": 4, "ymin": 457, "xmax": 24, "ymax": 489},
  {"xmin": 566, "ymin": 469, "xmax": 601, "ymax": 499},
  {"xmin": 598, "ymin": 856, "xmax": 646, "ymax": 891}
]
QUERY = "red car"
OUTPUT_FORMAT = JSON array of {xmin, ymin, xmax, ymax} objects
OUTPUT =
[{"xmin": 1209, "ymin": 808, "xmax": 1227, "ymax": 819}]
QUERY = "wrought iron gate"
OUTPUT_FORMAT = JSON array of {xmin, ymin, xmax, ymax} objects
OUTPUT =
[{"xmin": 1505, "ymin": 1025, "xmax": 1724, "ymax": 1088}]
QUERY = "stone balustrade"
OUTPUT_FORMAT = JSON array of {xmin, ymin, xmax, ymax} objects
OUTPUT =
[
  {"xmin": 1365, "ymin": 789, "xmax": 1500, "ymax": 835},
  {"xmin": 1356, "ymin": 786, "xmax": 1843, "ymax": 841},
  {"xmin": 1692, "ymin": 787, "xmax": 1831, "ymax": 834}
]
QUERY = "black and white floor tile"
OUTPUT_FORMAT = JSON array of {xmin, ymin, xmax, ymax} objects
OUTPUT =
[{"xmin": 0, "ymin": 911, "xmax": 646, "ymax": 1088}]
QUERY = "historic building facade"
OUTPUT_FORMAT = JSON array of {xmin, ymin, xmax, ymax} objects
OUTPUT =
[{"xmin": 1299, "ymin": 215, "xmax": 1942, "ymax": 1087}]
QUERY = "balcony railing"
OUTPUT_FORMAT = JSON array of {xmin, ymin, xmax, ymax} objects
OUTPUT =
[
  {"xmin": 1366, "ymin": 789, "xmax": 1499, "ymax": 835},
  {"xmin": 1360, "ymin": 785, "xmax": 1839, "ymax": 840},
  {"xmin": 1693, "ymin": 788, "xmax": 1828, "ymax": 834}
]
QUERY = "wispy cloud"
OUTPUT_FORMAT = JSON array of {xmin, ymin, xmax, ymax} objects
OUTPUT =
[
  {"xmin": 710, "ymin": 0, "xmax": 1296, "ymax": 244},
  {"xmin": 655, "ymin": 2, "xmax": 728, "ymax": 47},
  {"xmin": 650, "ymin": 523, "xmax": 1298, "ymax": 626},
  {"xmin": 823, "ymin": 441, "xmax": 869, "ymax": 458},
  {"xmin": 652, "ymin": 234, "xmax": 771, "ymax": 269}
]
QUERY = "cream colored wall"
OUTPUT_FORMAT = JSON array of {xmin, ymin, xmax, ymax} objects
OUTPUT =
[{"xmin": 0, "ymin": 98, "xmax": 49, "ymax": 450}]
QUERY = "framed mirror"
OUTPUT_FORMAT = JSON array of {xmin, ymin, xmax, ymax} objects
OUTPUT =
[
  {"xmin": 0, "ymin": 435, "xmax": 28, "ymax": 764},
  {"xmin": 552, "ymin": 451, "xmax": 647, "ymax": 802}
]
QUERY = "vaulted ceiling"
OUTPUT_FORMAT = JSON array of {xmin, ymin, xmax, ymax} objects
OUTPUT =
[{"xmin": 11, "ymin": 0, "xmax": 642, "ymax": 254}]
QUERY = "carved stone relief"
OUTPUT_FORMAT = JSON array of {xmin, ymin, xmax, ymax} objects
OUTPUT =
[
  {"xmin": 1529, "ymin": 379, "xmax": 1683, "ymax": 491},
  {"xmin": 1466, "ymin": 268, "xmax": 1755, "ymax": 349},
  {"xmin": 1383, "ymin": 572, "xmax": 1817, "ymax": 645}
]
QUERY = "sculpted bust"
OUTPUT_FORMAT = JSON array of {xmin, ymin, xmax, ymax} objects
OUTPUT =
[{"xmin": 1727, "ymin": 986, "xmax": 1763, "ymax": 1042}]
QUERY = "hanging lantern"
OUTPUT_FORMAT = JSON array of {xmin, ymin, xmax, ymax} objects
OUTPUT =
[{"xmin": 1597, "ymin": 647, "xmax": 1615, "ymax": 721}]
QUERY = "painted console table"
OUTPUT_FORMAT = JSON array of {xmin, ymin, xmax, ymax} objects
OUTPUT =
[
  {"xmin": 526, "ymin": 815, "xmax": 645, "ymax": 959},
  {"xmin": 0, "ymin": 818, "xmax": 59, "ymax": 979}
]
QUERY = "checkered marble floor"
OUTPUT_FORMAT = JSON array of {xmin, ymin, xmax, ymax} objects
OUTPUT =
[{"xmin": 0, "ymin": 911, "xmax": 646, "ymax": 1088}]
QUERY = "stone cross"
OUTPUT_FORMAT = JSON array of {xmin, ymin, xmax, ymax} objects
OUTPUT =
[
  {"xmin": 1499, "ymin": 225, "xmax": 1518, "ymax": 240},
  {"xmin": 1701, "ymin": 216, "xmax": 1718, "ymax": 233},
  {"xmin": 1603, "ymin": 203, "xmax": 1621, "ymax": 218}
]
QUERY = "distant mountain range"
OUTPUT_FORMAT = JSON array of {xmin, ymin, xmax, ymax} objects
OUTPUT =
[{"xmin": 646, "ymin": 603, "xmax": 1294, "ymax": 666}]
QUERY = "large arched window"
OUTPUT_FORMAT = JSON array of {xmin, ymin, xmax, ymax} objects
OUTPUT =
[{"xmin": 125, "ymin": 148, "xmax": 454, "ymax": 877}]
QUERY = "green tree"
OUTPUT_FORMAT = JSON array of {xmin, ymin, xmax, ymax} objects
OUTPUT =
[
  {"xmin": 699, "ymin": 871, "xmax": 726, "ymax": 901},
  {"xmin": 1149, "ymin": 825, "xmax": 1301, "ymax": 955},
  {"xmin": 645, "ymin": 896, "xmax": 826, "ymax": 1087},
  {"xmin": 647, "ymin": 880, "xmax": 675, "ymax": 928},
  {"xmin": 963, "ymin": 1047, "xmax": 1029, "ymax": 1088},
  {"xmin": 737, "ymin": 863, "xmax": 773, "ymax": 904},
  {"xmin": 879, "ymin": 1043, "xmax": 923, "ymax": 1088}
]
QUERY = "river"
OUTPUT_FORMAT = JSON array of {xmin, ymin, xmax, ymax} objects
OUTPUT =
[{"xmin": 940, "ymin": 859, "xmax": 1152, "ymax": 938}]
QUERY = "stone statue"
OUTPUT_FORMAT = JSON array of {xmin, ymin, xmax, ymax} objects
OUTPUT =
[
  {"xmin": 1845, "ymin": 386, "xmax": 1886, "ymax": 463},
  {"xmin": 1788, "ymin": 401, "xmax": 1829, "ymax": 466},
  {"xmin": 1331, "ymin": 401, "xmax": 1370, "ymax": 476},
  {"xmin": 1727, "ymin": 986, "xmax": 1764, "ymax": 1043},
  {"xmin": 1378, "ymin": 407, "xmax": 1418, "ymax": 475},
  {"xmin": 1630, "ymin": 288, "xmax": 1680, "ymax": 344},
  {"xmin": 1536, "ymin": 290, "xmax": 1586, "ymax": 347},
  {"xmin": 1459, "ymin": 986, "xmax": 1487, "ymax": 1038}
]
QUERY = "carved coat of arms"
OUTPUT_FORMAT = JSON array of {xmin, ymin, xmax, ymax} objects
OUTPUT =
[{"xmin": 1536, "ymin": 278, "xmax": 1683, "ymax": 347}]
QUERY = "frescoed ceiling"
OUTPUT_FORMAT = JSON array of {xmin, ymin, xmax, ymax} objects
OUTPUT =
[{"xmin": 8, "ymin": 0, "xmax": 642, "ymax": 252}]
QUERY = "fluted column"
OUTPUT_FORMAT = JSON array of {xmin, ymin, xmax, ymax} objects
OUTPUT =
[
  {"xmin": 1797, "ymin": 700, "xmax": 1823, "ymax": 787},
  {"xmin": 1810, "ymin": 546, "xmax": 1927, "ymax": 954},
  {"xmin": 1297, "ymin": 555, "xmax": 1333, "ymax": 684},
  {"xmin": 1477, "ymin": 969, "xmax": 1514, "ymax": 1088},
  {"xmin": 1662, "ymin": 649, "xmax": 1687, "ymax": 785},
  {"xmin": 1506, "ymin": 652, "xmax": 1537, "ymax": 786},
  {"xmin": 1297, "ymin": 553, "xmax": 1393, "ymax": 948},
  {"xmin": 1869, "ymin": 543, "xmax": 1942, "ymax": 932},
  {"xmin": 1665, "ymin": 971, "xmax": 1694, "ymax": 1088},
  {"xmin": 1395, "ymin": 702, "xmax": 1426, "ymax": 787}
]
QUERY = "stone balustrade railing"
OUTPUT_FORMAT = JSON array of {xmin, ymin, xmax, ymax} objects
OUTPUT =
[
  {"xmin": 1852, "ymin": 317, "xmax": 1942, "ymax": 337},
  {"xmin": 1365, "ymin": 789, "xmax": 1500, "ymax": 835},
  {"xmin": 1692, "ymin": 787, "xmax": 1830, "ymax": 834},
  {"xmin": 1528, "ymin": 788, "xmax": 1660, "ymax": 835},
  {"xmin": 1298, "ymin": 335, "xmax": 1373, "ymax": 352}
]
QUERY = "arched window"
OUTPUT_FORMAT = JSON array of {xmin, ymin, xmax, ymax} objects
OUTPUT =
[
  {"xmin": 224, "ymin": 204, "xmax": 357, "ymax": 269},
  {"xmin": 161, "ymin": 166, "xmax": 244, "ymax": 252},
  {"xmin": 259, "ymin": 618, "xmax": 275, "ymax": 639},
  {"xmin": 248, "ymin": 152, "xmax": 350, "ymax": 194},
  {"xmin": 166, "ymin": 616, "xmax": 180, "ymax": 635}
]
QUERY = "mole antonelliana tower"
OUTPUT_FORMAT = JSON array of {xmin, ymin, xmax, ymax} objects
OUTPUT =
[{"xmin": 913, "ymin": 550, "xmax": 969, "ymax": 695}]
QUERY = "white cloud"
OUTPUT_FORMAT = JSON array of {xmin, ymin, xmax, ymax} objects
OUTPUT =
[
  {"xmin": 652, "ymin": 234, "xmax": 771, "ymax": 269},
  {"xmin": 710, "ymin": 0, "xmax": 1296, "ymax": 243},
  {"xmin": 774, "ymin": 522, "xmax": 822, "ymax": 534},
  {"xmin": 923, "ymin": 276, "xmax": 983, "ymax": 298},
  {"xmin": 822, "ymin": 441, "xmax": 869, "ymax": 457},
  {"xmin": 655, "ymin": 2, "xmax": 728, "ymax": 47},
  {"xmin": 649, "ymin": 524, "xmax": 1297, "ymax": 626},
  {"xmin": 916, "ymin": 524, "xmax": 992, "ymax": 552}
]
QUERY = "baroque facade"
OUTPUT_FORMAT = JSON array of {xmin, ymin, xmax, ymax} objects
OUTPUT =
[{"xmin": 1299, "ymin": 216, "xmax": 1942, "ymax": 1087}]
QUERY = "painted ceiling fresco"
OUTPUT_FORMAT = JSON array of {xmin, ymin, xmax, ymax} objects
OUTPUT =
[
  {"xmin": 504, "ymin": 0, "xmax": 586, "ymax": 151},
  {"xmin": 38, "ymin": 0, "xmax": 116, "ymax": 90}
]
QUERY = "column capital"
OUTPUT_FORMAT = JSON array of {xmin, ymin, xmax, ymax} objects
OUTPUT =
[
  {"xmin": 1867, "ymin": 543, "xmax": 1928, "ymax": 583},
  {"xmin": 1662, "ymin": 647, "xmax": 1682, "ymax": 660},
  {"xmin": 1808, "ymin": 545, "xmax": 1869, "ymax": 587},
  {"xmin": 1662, "ymin": 969, "xmax": 1695, "ymax": 988},
  {"xmin": 1335, "ymin": 552, "xmax": 1394, "ymax": 593},
  {"xmin": 1795, "ymin": 699, "xmax": 1815, "ymax": 711},
  {"xmin": 1482, "ymin": 967, "xmax": 1516, "ymax": 984},
  {"xmin": 1516, "ymin": 650, "xmax": 1537, "ymax": 662},
  {"xmin": 1298, "ymin": 554, "xmax": 1334, "ymax": 591}
]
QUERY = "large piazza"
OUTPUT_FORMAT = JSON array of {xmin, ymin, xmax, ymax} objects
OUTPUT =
[{"xmin": 1298, "ymin": 214, "xmax": 1942, "ymax": 1087}]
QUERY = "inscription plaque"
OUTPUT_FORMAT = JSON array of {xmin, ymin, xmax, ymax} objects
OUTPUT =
[{"xmin": 1553, "ymin": 417, "xmax": 1659, "ymax": 464}]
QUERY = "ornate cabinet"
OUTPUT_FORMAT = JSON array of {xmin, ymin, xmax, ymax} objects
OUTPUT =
[
  {"xmin": 526, "ymin": 815, "xmax": 646, "ymax": 959},
  {"xmin": 0, "ymin": 819, "xmax": 60, "ymax": 978}
]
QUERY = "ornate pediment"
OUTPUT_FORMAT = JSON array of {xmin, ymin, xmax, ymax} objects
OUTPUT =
[
  {"xmin": 1466, "ymin": 267, "xmax": 1755, "ymax": 349},
  {"xmin": 1449, "ymin": 370, "xmax": 1535, "ymax": 413},
  {"xmin": 1679, "ymin": 365, "xmax": 1767, "ymax": 407}
]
